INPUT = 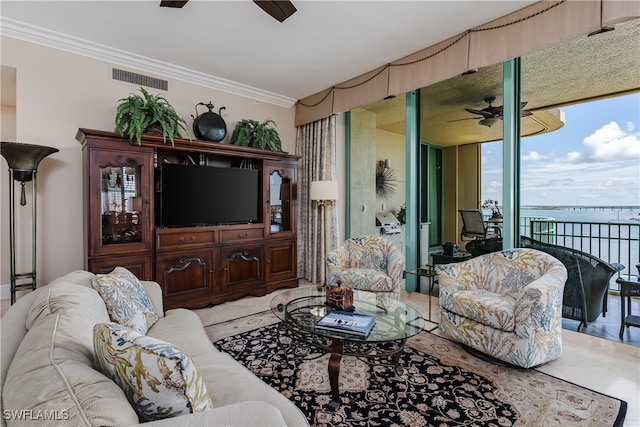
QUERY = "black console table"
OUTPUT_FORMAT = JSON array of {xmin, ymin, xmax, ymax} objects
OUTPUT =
[{"xmin": 431, "ymin": 251, "xmax": 472, "ymax": 265}]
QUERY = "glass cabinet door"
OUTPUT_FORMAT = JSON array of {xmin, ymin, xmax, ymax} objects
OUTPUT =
[
  {"xmin": 89, "ymin": 147, "xmax": 153, "ymax": 256},
  {"xmin": 269, "ymin": 170, "xmax": 289, "ymax": 233},
  {"xmin": 266, "ymin": 163, "xmax": 296, "ymax": 236},
  {"xmin": 100, "ymin": 162, "xmax": 143, "ymax": 245}
]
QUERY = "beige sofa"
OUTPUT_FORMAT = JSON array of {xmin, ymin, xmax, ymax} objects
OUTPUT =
[{"xmin": 0, "ymin": 270, "xmax": 309, "ymax": 427}]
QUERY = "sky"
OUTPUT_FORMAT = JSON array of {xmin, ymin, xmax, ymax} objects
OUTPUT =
[{"xmin": 482, "ymin": 93, "xmax": 640, "ymax": 207}]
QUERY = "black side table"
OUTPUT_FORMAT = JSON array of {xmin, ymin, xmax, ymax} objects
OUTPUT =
[
  {"xmin": 616, "ymin": 275, "xmax": 640, "ymax": 339},
  {"xmin": 431, "ymin": 251, "xmax": 472, "ymax": 265}
]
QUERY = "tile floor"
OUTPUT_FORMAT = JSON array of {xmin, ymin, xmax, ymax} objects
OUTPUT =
[{"xmin": 562, "ymin": 291, "xmax": 640, "ymax": 347}]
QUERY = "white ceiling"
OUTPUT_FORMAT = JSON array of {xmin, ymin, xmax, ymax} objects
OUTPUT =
[{"xmin": 0, "ymin": 0, "xmax": 539, "ymax": 105}]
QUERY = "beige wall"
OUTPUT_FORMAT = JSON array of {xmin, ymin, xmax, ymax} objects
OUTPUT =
[
  {"xmin": 375, "ymin": 129, "xmax": 405, "ymax": 217},
  {"xmin": 349, "ymin": 109, "xmax": 377, "ymax": 237},
  {"xmin": 0, "ymin": 36, "xmax": 296, "ymax": 295},
  {"xmin": 442, "ymin": 143, "xmax": 481, "ymax": 245}
]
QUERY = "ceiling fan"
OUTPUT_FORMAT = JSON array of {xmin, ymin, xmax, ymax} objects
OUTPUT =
[
  {"xmin": 160, "ymin": 1, "xmax": 297, "ymax": 23},
  {"xmin": 453, "ymin": 96, "xmax": 532, "ymax": 127}
]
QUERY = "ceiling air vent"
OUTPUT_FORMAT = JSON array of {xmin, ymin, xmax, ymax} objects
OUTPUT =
[{"xmin": 112, "ymin": 68, "xmax": 168, "ymax": 91}]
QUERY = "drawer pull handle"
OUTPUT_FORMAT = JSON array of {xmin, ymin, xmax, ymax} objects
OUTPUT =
[
  {"xmin": 180, "ymin": 236, "xmax": 196, "ymax": 243},
  {"xmin": 238, "ymin": 232, "xmax": 249, "ymax": 238}
]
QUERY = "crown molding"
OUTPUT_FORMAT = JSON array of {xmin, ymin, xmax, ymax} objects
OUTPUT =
[{"xmin": 0, "ymin": 17, "xmax": 297, "ymax": 108}]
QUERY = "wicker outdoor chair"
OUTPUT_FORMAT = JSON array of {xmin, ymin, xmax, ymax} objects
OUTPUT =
[{"xmin": 520, "ymin": 236, "xmax": 625, "ymax": 331}]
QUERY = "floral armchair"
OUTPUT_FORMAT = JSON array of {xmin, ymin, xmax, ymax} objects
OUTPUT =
[
  {"xmin": 436, "ymin": 248, "xmax": 567, "ymax": 368},
  {"xmin": 325, "ymin": 236, "xmax": 404, "ymax": 300}
]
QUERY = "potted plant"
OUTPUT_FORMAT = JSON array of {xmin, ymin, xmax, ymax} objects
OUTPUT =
[
  {"xmin": 114, "ymin": 86, "xmax": 188, "ymax": 146},
  {"xmin": 229, "ymin": 119, "xmax": 282, "ymax": 151},
  {"xmin": 482, "ymin": 199, "xmax": 502, "ymax": 219}
]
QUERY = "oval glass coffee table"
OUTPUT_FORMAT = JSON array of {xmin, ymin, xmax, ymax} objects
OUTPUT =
[{"xmin": 270, "ymin": 286, "xmax": 425, "ymax": 410}]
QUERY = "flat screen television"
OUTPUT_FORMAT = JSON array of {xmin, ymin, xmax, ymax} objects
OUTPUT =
[{"xmin": 160, "ymin": 164, "xmax": 259, "ymax": 227}]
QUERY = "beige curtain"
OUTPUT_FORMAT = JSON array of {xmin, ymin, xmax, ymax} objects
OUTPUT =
[
  {"xmin": 295, "ymin": 0, "xmax": 639, "ymax": 126},
  {"xmin": 296, "ymin": 116, "xmax": 338, "ymax": 284}
]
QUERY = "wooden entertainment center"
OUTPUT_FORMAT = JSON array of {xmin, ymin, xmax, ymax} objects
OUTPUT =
[{"xmin": 77, "ymin": 128, "xmax": 299, "ymax": 309}]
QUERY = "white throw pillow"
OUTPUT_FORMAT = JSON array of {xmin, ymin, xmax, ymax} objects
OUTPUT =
[
  {"xmin": 92, "ymin": 266, "xmax": 158, "ymax": 334},
  {"xmin": 93, "ymin": 322, "xmax": 213, "ymax": 422}
]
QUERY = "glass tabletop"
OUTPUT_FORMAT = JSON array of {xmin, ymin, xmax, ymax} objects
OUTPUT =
[
  {"xmin": 404, "ymin": 266, "xmax": 438, "ymax": 277},
  {"xmin": 270, "ymin": 286, "xmax": 425, "ymax": 342}
]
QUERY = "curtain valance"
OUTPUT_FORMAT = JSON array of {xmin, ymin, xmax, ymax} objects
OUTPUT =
[{"xmin": 295, "ymin": 0, "xmax": 639, "ymax": 127}]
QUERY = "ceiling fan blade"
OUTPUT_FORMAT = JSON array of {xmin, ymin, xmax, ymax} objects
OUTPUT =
[
  {"xmin": 160, "ymin": 0, "xmax": 188, "ymax": 8},
  {"xmin": 253, "ymin": 1, "xmax": 297, "ymax": 22},
  {"xmin": 448, "ymin": 117, "xmax": 480, "ymax": 122},
  {"xmin": 521, "ymin": 110, "xmax": 533, "ymax": 117},
  {"xmin": 465, "ymin": 108, "xmax": 492, "ymax": 118}
]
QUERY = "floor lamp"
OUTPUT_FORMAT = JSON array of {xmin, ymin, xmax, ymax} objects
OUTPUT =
[
  {"xmin": 310, "ymin": 180, "xmax": 339, "ymax": 286},
  {"xmin": 1, "ymin": 142, "xmax": 58, "ymax": 304}
]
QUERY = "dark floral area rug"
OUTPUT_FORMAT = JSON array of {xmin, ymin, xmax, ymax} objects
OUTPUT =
[{"xmin": 205, "ymin": 311, "xmax": 626, "ymax": 427}]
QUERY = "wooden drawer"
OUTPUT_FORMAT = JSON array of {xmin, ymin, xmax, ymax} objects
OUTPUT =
[
  {"xmin": 220, "ymin": 227, "xmax": 264, "ymax": 243},
  {"xmin": 156, "ymin": 229, "xmax": 215, "ymax": 250}
]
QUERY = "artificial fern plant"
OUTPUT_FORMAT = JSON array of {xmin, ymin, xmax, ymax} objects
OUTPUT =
[
  {"xmin": 229, "ymin": 119, "xmax": 282, "ymax": 151},
  {"xmin": 114, "ymin": 86, "xmax": 188, "ymax": 146}
]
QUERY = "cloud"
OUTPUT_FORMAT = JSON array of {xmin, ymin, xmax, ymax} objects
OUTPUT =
[
  {"xmin": 522, "ymin": 151, "xmax": 547, "ymax": 161},
  {"xmin": 566, "ymin": 121, "xmax": 640, "ymax": 163},
  {"xmin": 482, "ymin": 117, "xmax": 639, "ymax": 206},
  {"xmin": 627, "ymin": 121, "xmax": 636, "ymax": 132}
]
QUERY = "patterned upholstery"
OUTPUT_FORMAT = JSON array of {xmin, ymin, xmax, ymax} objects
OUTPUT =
[
  {"xmin": 325, "ymin": 236, "xmax": 404, "ymax": 300},
  {"xmin": 94, "ymin": 322, "xmax": 213, "ymax": 422},
  {"xmin": 92, "ymin": 266, "xmax": 159, "ymax": 334},
  {"xmin": 436, "ymin": 248, "xmax": 567, "ymax": 368}
]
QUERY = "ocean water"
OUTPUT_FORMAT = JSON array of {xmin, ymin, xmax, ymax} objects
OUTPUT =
[{"xmin": 521, "ymin": 207, "xmax": 640, "ymax": 224}]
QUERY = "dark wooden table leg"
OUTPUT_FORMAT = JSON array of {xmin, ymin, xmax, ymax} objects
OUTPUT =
[
  {"xmin": 327, "ymin": 338, "xmax": 344, "ymax": 411},
  {"xmin": 391, "ymin": 339, "xmax": 407, "ymax": 373}
]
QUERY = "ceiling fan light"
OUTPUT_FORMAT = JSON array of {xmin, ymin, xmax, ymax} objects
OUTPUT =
[{"xmin": 479, "ymin": 117, "xmax": 500, "ymax": 127}]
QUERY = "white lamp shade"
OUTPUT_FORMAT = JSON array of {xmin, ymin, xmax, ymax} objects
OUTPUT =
[{"xmin": 310, "ymin": 180, "xmax": 339, "ymax": 201}]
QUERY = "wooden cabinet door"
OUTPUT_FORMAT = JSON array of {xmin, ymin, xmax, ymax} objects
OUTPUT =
[
  {"xmin": 266, "ymin": 239, "xmax": 297, "ymax": 282},
  {"xmin": 86, "ymin": 144, "xmax": 154, "ymax": 257},
  {"xmin": 220, "ymin": 244, "xmax": 266, "ymax": 295},
  {"xmin": 88, "ymin": 254, "xmax": 153, "ymax": 280},
  {"xmin": 155, "ymin": 248, "xmax": 217, "ymax": 309}
]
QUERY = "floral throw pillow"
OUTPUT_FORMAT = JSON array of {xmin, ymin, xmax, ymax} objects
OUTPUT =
[
  {"xmin": 93, "ymin": 322, "xmax": 213, "ymax": 422},
  {"xmin": 92, "ymin": 267, "xmax": 158, "ymax": 334}
]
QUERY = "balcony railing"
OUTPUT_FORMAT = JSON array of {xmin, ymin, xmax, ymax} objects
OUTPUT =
[{"xmin": 523, "ymin": 217, "xmax": 639, "ymax": 290}]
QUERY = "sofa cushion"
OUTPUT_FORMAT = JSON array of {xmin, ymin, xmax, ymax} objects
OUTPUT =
[
  {"xmin": 94, "ymin": 322, "xmax": 213, "ymax": 422},
  {"xmin": 4, "ymin": 282, "xmax": 139, "ymax": 426},
  {"xmin": 92, "ymin": 267, "xmax": 159, "ymax": 334}
]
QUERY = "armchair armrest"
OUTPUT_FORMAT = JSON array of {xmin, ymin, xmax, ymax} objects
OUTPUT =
[
  {"xmin": 386, "ymin": 247, "xmax": 405, "ymax": 283},
  {"xmin": 326, "ymin": 245, "xmax": 351, "ymax": 285},
  {"xmin": 141, "ymin": 280, "xmax": 164, "ymax": 318},
  {"xmin": 326, "ymin": 245, "xmax": 349, "ymax": 268},
  {"xmin": 514, "ymin": 265, "xmax": 566, "ymax": 335},
  {"xmin": 609, "ymin": 262, "xmax": 625, "ymax": 274}
]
